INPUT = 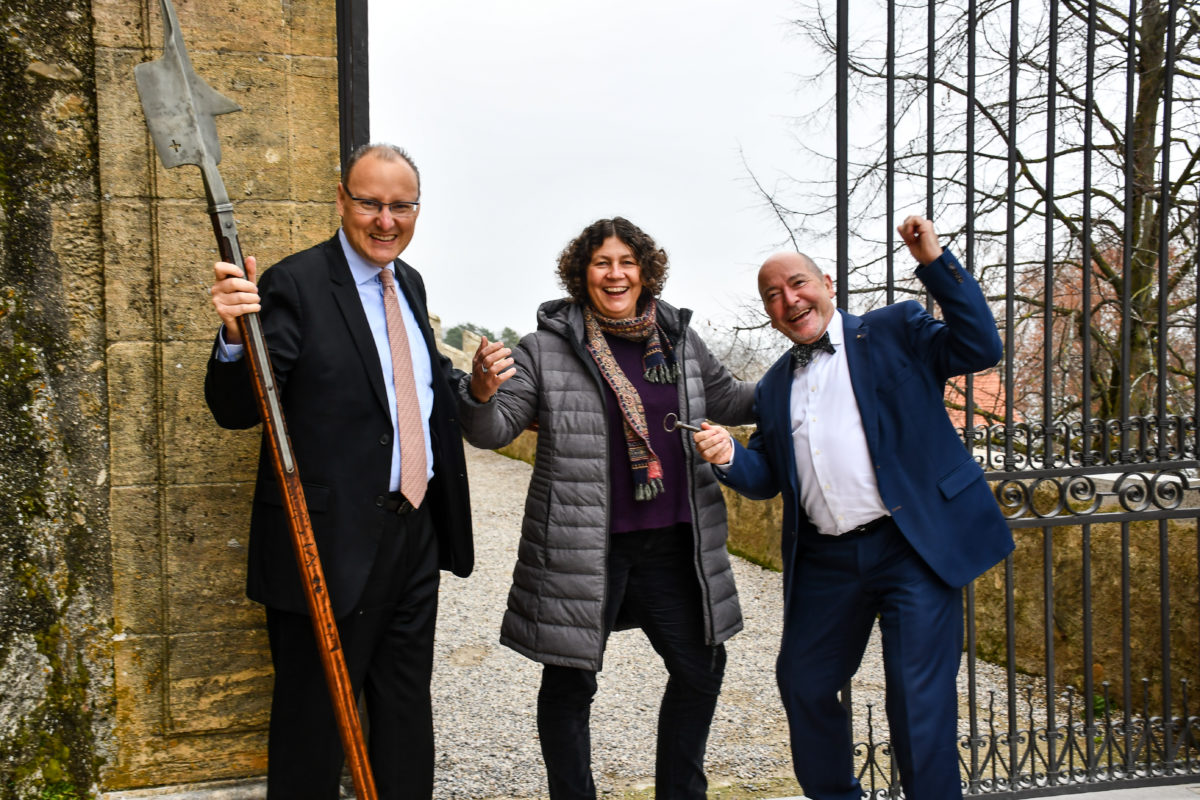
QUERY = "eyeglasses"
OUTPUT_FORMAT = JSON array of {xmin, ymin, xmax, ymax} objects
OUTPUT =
[{"xmin": 346, "ymin": 193, "xmax": 420, "ymax": 218}]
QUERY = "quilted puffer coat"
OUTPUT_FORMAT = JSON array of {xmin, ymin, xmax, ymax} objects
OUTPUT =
[{"xmin": 456, "ymin": 298, "xmax": 755, "ymax": 670}]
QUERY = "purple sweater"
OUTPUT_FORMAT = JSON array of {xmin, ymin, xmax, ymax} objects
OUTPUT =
[{"xmin": 600, "ymin": 334, "xmax": 693, "ymax": 533}]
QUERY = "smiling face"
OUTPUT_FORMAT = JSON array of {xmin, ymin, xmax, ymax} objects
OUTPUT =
[
  {"xmin": 335, "ymin": 151, "xmax": 421, "ymax": 268},
  {"xmin": 585, "ymin": 236, "xmax": 644, "ymax": 320},
  {"xmin": 758, "ymin": 252, "xmax": 836, "ymax": 345}
]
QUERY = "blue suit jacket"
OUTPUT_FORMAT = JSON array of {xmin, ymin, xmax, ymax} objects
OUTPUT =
[{"xmin": 722, "ymin": 251, "xmax": 1013, "ymax": 597}]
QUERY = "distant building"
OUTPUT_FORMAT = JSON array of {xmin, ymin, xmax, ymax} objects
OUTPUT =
[{"xmin": 945, "ymin": 369, "xmax": 1014, "ymax": 428}]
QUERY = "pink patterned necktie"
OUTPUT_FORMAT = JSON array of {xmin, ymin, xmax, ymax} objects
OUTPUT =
[{"xmin": 379, "ymin": 268, "xmax": 427, "ymax": 508}]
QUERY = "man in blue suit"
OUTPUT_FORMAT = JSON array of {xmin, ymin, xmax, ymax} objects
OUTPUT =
[{"xmin": 694, "ymin": 215, "xmax": 1013, "ymax": 800}]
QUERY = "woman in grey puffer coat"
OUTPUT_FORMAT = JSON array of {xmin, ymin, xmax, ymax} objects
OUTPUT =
[{"xmin": 457, "ymin": 217, "xmax": 755, "ymax": 799}]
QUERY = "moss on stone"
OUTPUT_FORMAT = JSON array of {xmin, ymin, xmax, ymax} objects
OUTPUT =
[{"xmin": 0, "ymin": 0, "xmax": 109, "ymax": 797}]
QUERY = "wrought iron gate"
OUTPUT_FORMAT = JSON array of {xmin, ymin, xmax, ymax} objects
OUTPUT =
[{"xmin": 783, "ymin": 0, "xmax": 1200, "ymax": 794}]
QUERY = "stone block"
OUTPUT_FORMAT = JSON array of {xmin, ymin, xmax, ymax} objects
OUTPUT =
[
  {"xmin": 102, "ymin": 200, "xmax": 157, "ymax": 341},
  {"xmin": 218, "ymin": 200, "xmax": 301, "ymax": 282},
  {"xmin": 165, "ymin": 482, "xmax": 259, "ymax": 633},
  {"xmin": 154, "ymin": 200, "xmax": 294, "ymax": 342},
  {"xmin": 107, "ymin": 341, "xmax": 160, "ymax": 487},
  {"xmin": 287, "ymin": 56, "xmax": 341, "ymax": 202},
  {"xmin": 724, "ymin": 485, "xmax": 784, "ymax": 571},
  {"xmin": 92, "ymin": 0, "xmax": 146, "ymax": 49},
  {"xmin": 111, "ymin": 486, "xmax": 164, "ymax": 636},
  {"xmin": 151, "ymin": 199, "xmax": 216, "ymax": 341},
  {"xmin": 290, "ymin": 199, "xmax": 339, "ymax": 255},
  {"xmin": 95, "ymin": 46, "xmax": 152, "ymax": 201},
  {"xmin": 167, "ymin": 629, "xmax": 271, "ymax": 734},
  {"xmin": 161, "ymin": 341, "xmax": 260, "ymax": 485},
  {"xmin": 50, "ymin": 201, "xmax": 106, "ymax": 349},
  {"xmin": 106, "ymin": 732, "xmax": 267, "ymax": 790},
  {"xmin": 111, "ymin": 635, "xmax": 167, "ymax": 774},
  {"xmin": 107, "ymin": 628, "xmax": 266, "ymax": 787},
  {"xmin": 286, "ymin": 0, "xmax": 338, "ymax": 58},
  {"xmin": 146, "ymin": 0, "xmax": 289, "ymax": 57},
  {"xmin": 717, "ymin": 425, "xmax": 784, "ymax": 570}
]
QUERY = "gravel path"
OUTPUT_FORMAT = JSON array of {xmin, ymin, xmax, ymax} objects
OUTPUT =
[{"xmin": 430, "ymin": 446, "xmax": 1038, "ymax": 799}]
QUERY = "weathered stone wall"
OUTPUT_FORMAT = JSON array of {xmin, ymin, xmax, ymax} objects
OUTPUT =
[
  {"xmin": 94, "ymin": 0, "xmax": 341, "ymax": 791},
  {"xmin": 973, "ymin": 516, "xmax": 1199, "ymax": 715},
  {"xmin": 0, "ymin": 1, "xmax": 114, "ymax": 797}
]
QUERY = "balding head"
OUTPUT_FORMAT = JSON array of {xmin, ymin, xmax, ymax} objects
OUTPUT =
[
  {"xmin": 758, "ymin": 251, "xmax": 836, "ymax": 345},
  {"xmin": 758, "ymin": 252, "xmax": 822, "ymax": 294}
]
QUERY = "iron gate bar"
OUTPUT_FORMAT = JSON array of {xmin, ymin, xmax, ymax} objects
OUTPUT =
[
  {"xmin": 1158, "ymin": 0, "xmax": 1180, "ymax": 758},
  {"xmin": 966, "ymin": 0, "xmax": 982, "ymax": 784},
  {"xmin": 927, "ymin": 0, "xmax": 936, "ymax": 223},
  {"xmin": 1043, "ymin": 0, "xmax": 1062, "ymax": 776},
  {"xmin": 837, "ymin": 0, "xmax": 852, "ymax": 743},
  {"xmin": 1000, "ymin": 507, "xmax": 1199, "ymax": 528},
  {"xmin": 1120, "ymin": 0, "xmax": 1135, "ymax": 451},
  {"xmin": 1004, "ymin": 0, "xmax": 1020, "ymax": 476},
  {"xmin": 1082, "ymin": 0, "xmax": 1097, "ymax": 468},
  {"xmin": 985, "ymin": 460, "xmax": 1200, "ymax": 480},
  {"xmin": 1082, "ymin": 518, "xmax": 1097, "ymax": 778},
  {"xmin": 886, "ymin": 0, "xmax": 896, "ymax": 305}
]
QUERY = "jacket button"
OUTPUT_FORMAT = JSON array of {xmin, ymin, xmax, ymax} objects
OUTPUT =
[
  {"xmin": 375, "ymin": 496, "xmax": 385, "ymax": 507},
  {"xmin": 380, "ymin": 432, "xmax": 390, "ymax": 446}
]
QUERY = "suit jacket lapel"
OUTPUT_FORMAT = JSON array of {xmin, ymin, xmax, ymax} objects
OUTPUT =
[
  {"xmin": 325, "ymin": 238, "xmax": 390, "ymax": 415},
  {"xmin": 841, "ymin": 310, "xmax": 880, "ymax": 457},
  {"xmin": 763, "ymin": 355, "xmax": 800, "ymax": 499}
]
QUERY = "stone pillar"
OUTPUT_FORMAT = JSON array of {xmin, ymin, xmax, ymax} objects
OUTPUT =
[
  {"xmin": 0, "ymin": 0, "xmax": 112, "ymax": 796},
  {"xmin": 94, "ymin": 0, "xmax": 339, "ymax": 791}
]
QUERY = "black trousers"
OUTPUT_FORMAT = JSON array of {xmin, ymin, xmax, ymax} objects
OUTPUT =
[
  {"xmin": 264, "ymin": 505, "xmax": 439, "ymax": 800},
  {"xmin": 537, "ymin": 524, "xmax": 726, "ymax": 800}
]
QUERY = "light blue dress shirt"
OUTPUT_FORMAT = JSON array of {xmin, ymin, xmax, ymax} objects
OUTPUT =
[{"xmin": 215, "ymin": 230, "xmax": 435, "ymax": 491}]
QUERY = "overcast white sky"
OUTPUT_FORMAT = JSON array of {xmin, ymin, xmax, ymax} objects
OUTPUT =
[{"xmin": 369, "ymin": 0, "xmax": 806, "ymax": 337}]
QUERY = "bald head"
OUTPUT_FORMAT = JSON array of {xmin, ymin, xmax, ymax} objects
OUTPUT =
[
  {"xmin": 758, "ymin": 252, "xmax": 822, "ymax": 294},
  {"xmin": 758, "ymin": 251, "xmax": 836, "ymax": 346}
]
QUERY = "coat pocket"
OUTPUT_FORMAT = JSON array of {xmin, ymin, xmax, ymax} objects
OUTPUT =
[{"xmin": 937, "ymin": 457, "xmax": 983, "ymax": 500}]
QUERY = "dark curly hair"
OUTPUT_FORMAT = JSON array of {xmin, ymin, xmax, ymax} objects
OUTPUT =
[{"xmin": 556, "ymin": 217, "xmax": 670, "ymax": 308}]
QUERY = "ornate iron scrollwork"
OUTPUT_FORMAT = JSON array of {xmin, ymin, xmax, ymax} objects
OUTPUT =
[{"xmin": 986, "ymin": 461, "xmax": 1198, "ymax": 526}]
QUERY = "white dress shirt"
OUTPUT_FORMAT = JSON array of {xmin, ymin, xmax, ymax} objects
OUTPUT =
[
  {"xmin": 215, "ymin": 230, "xmax": 435, "ymax": 490},
  {"xmin": 789, "ymin": 312, "xmax": 889, "ymax": 536}
]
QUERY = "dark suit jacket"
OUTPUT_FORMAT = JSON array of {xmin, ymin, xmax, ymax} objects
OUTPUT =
[
  {"xmin": 205, "ymin": 235, "xmax": 473, "ymax": 618},
  {"xmin": 721, "ymin": 250, "xmax": 1013, "ymax": 599}
]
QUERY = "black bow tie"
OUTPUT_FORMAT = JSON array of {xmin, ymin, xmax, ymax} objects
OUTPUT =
[{"xmin": 791, "ymin": 331, "xmax": 835, "ymax": 367}]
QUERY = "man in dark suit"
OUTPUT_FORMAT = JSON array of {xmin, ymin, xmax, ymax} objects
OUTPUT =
[
  {"xmin": 693, "ymin": 216, "xmax": 1013, "ymax": 800},
  {"xmin": 206, "ymin": 143, "xmax": 473, "ymax": 800}
]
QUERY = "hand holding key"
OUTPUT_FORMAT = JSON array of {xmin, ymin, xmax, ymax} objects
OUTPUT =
[{"xmin": 664, "ymin": 414, "xmax": 734, "ymax": 466}]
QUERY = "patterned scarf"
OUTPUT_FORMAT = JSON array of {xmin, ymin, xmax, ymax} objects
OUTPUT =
[{"xmin": 583, "ymin": 298, "xmax": 679, "ymax": 501}]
